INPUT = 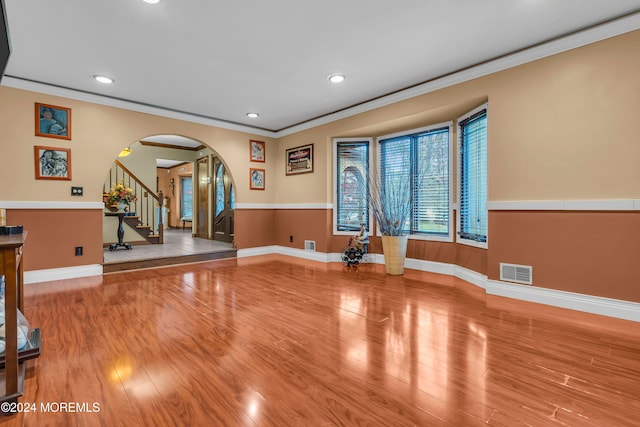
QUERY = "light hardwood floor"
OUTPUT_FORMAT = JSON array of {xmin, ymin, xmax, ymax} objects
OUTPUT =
[{"xmin": 3, "ymin": 256, "xmax": 640, "ymax": 426}]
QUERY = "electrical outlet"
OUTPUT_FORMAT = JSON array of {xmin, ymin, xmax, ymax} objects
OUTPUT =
[
  {"xmin": 289, "ymin": 235, "xmax": 293, "ymax": 243},
  {"xmin": 75, "ymin": 246, "xmax": 83, "ymax": 256},
  {"xmin": 71, "ymin": 186, "xmax": 83, "ymax": 196}
]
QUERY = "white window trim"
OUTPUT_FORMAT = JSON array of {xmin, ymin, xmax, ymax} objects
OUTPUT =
[
  {"xmin": 375, "ymin": 121, "xmax": 454, "ymax": 242},
  {"xmin": 456, "ymin": 103, "xmax": 488, "ymax": 249},
  {"xmin": 333, "ymin": 137, "xmax": 374, "ymax": 236}
]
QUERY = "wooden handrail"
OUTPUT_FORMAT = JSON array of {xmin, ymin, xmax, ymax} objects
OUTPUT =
[
  {"xmin": 105, "ymin": 160, "xmax": 165, "ymax": 244},
  {"xmin": 114, "ymin": 159, "xmax": 160, "ymax": 202}
]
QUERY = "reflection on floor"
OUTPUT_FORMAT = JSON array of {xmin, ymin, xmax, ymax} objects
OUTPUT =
[{"xmin": 103, "ymin": 228, "xmax": 235, "ymax": 273}]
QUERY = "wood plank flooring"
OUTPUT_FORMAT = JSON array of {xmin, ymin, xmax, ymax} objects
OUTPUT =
[{"xmin": 2, "ymin": 256, "xmax": 640, "ymax": 426}]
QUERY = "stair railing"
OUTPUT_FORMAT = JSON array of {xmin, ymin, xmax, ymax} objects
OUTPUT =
[{"xmin": 104, "ymin": 160, "xmax": 164, "ymax": 244}]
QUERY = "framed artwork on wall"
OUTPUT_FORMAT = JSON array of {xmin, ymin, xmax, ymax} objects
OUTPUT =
[
  {"xmin": 34, "ymin": 146, "xmax": 72, "ymax": 180},
  {"xmin": 285, "ymin": 143, "xmax": 313, "ymax": 175},
  {"xmin": 250, "ymin": 168, "xmax": 265, "ymax": 190},
  {"xmin": 250, "ymin": 140, "xmax": 265, "ymax": 162},
  {"xmin": 35, "ymin": 103, "xmax": 71, "ymax": 140}
]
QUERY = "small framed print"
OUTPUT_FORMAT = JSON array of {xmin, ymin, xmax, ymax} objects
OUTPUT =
[
  {"xmin": 249, "ymin": 168, "xmax": 265, "ymax": 190},
  {"xmin": 250, "ymin": 140, "xmax": 265, "ymax": 162},
  {"xmin": 285, "ymin": 143, "xmax": 313, "ymax": 175},
  {"xmin": 35, "ymin": 103, "xmax": 71, "ymax": 140},
  {"xmin": 34, "ymin": 146, "xmax": 72, "ymax": 180}
]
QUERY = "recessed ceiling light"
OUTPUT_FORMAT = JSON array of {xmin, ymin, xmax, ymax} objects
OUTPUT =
[
  {"xmin": 327, "ymin": 73, "xmax": 346, "ymax": 83},
  {"xmin": 246, "ymin": 112, "xmax": 259, "ymax": 118},
  {"xmin": 142, "ymin": 0, "xmax": 163, "ymax": 4},
  {"xmin": 94, "ymin": 75, "xmax": 114, "ymax": 84}
]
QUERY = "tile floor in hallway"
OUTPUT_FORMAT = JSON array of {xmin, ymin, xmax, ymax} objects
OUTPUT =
[{"xmin": 102, "ymin": 228, "xmax": 233, "ymax": 264}]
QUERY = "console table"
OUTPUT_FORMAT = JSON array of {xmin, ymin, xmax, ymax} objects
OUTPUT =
[{"xmin": 105, "ymin": 212, "xmax": 132, "ymax": 251}]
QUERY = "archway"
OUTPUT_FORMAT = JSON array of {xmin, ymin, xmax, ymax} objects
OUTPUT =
[{"xmin": 102, "ymin": 134, "xmax": 237, "ymax": 269}]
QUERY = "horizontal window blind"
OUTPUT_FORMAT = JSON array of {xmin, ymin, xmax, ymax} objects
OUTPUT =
[
  {"xmin": 379, "ymin": 126, "xmax": 450, "ymax": 236},
  {"xmin": 459, "ymin": 109, "xmax": 487, "ymax": 242},
  {"xmin": 336, "ymin": 141, "xmax": 369, "ymax": 232}
]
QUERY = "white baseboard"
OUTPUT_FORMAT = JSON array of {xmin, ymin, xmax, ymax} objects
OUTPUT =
[
  {"xmin": 237, "ymin": 245, "xmax": 331, "ymax": 263},
  {"xmin": 238, "ymin": 245, "xmax": 640, "ymax": 323},
  {"xmin": 23, "ymin": 247, "xmax": 640, "ymax": 323},
  {"xmin": 485, "ymin": 279, "xmax": 640, "ymax": 323},
  {"xmin": 24, "ymin": 264, "xmax": 103, "ymax": 284}
]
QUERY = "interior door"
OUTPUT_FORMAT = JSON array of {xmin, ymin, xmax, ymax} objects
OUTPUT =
[
  {"xmin": 196, "ymin": 157, "xmax": 209, "ymax": 238},
  {"xmin": 212, "ymin": 157, "xmax": 234, "ymax": 243}
]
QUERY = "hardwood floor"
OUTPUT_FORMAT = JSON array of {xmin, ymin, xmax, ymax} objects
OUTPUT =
[{"xmin": 3, "ymin": 256, "xmax": 640, "ymax": 426}]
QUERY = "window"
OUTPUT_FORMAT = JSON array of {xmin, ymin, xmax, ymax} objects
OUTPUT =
[
  {"xmin": 457, "ymin": 105, "xmax": 488, "ymax": 247},
  {"xmin": 180, "ymin": 176, "xmax": 193, "ymax": 219},
  {"xmin": 378, "ymin": 123, "xmax": 452, "ymax": 239},
  {"xmin": 334, "ymin": 138, "xmax": 371, "ymax": 234},
  {"xmin": 215, "ymin": 164, "xmax": 224, "ymax": 217},
  {"xmin": 230, "ymin": 184, "xmax": 235, "ymax": 210}
]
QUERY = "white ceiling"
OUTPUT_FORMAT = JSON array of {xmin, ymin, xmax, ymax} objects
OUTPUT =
[{"xmin": 3, "ymin": 1, "xmax": 640, "ymax": 134}]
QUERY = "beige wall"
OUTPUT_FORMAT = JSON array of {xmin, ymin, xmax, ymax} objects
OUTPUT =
[
  {"xmin": 1, "ymin": 30, "xmax": 640, "ymax": 304},
  {"xmin": 0, "ymin": 86, "xmax": 276, "ymax": 205},
  {"xmin": 266, "ymin": 30, "xmax": 640, "ymax": 303},
  {"xmin": 275, "ymin": 30, "xmax": 640, "ymax": 204},
  {"xmin": 0, "ymin": 85, "xmax": 275, "ymax": 269}
]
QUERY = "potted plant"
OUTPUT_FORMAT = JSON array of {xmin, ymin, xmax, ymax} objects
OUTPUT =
[
  {"xmin": 107, "ymin": 182, "xmax": 137, "ymax": 212},
  {"xmin": 364, "ymin": 173, "xmax": 413, "ymax": 275}
]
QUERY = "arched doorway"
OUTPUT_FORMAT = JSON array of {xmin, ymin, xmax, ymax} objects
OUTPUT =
[{"xmin": 102, "ymin": 134, "xmax": 237, "ymax": 270}]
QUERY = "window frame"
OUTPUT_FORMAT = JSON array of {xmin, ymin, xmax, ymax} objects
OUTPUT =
[
  {"xmin": 333, "ymin": 137, "xmax": 373, "ymax": 236},
  {"xmin": 376, "ymin": 121, "xmax": 454, "ymax": 242},
  {"xmin": 180, "ymin": 175, "xmax": 193, "ymax": 219},
  {"xmin": 456, "ymin": 103, "xmax": 488, "ymax": 249}
]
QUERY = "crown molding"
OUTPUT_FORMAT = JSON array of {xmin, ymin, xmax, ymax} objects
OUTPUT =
[{"xmin": 3, "ymin": 11, "xmax": 639, "ymax": 138}]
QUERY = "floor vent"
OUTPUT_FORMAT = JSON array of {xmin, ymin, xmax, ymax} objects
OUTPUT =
[
  {"xmin": 500, "ymin": 263, "xmax": 532, "ymax": 285},
  {"xmin": 304, "ymin": 240, "xmax": 316, "ymax": 251}
]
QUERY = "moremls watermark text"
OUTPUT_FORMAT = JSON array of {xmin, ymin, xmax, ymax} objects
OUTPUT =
[{"xmin": 1, "ymin": 401, "xmax": 101, "ymax": 413}]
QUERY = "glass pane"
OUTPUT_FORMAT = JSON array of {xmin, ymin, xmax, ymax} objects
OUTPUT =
[
  {"xmin": 336, "ymin": 142, "xmax": 369, "ymax": 231},
  {"xmin": 414, "ymin": 129, "xmax": 449, "ymax": 235},
  {"xmin": 460, "ymin": 111, "xmax": 487, "ymax": 241},
  {"xmin": 180, "ymin": 177, "xmax": 193, "ymax": 218},
  {"xmin": 215, "ymin": 164, "xmax": 224, "ymax": 217},
  {"xmin": 380, "ymin": 136, "xmax": 411, "ymax": 235},
  {"xmin": 230, "ymin": 184, "xmax": 235, "ymax": 210}
]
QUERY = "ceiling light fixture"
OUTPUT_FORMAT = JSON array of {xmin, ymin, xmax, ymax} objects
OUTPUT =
[
  {"xmin": 246, "ymin": 112, "xmax": 259, "ymax": 118},
  {"xmin": 142, "ymin": 0, "xmax": 163, "ymax": 4},
  {"xmin": 94, "ymin": 75, "xmax": 114, "ymax": 84},
  {"xmin": 327, "ymin": 73, "xmax": 346, "ymax": 83}
]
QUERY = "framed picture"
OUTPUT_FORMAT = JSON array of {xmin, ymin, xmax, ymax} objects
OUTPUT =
[
  {"xmin": 285, "ymin": 143, "xmax": 314, "ymax": 175},
  {"xmin": 249, "ymin": 168, "xmax": 265, "ymax": 190},
  {"xmin": 35, "ymin": 102, "xmax": 71, "ymax": 140},
  {"xmin": 34, "ymin": 146, "xmax": 72, "ymax": 180},
  {"xmin": 250, "ymin": 140, "xmax": 265, "ymax": 162}
]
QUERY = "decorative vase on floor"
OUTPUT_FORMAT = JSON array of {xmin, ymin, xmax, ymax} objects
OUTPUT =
[
  {"xmin": 381, "ymin": 235, "xmax": 408, "ymax": 275},
  {"xmin": 116, "ymin": 201, "xmax": 128, "ymax": 213}
]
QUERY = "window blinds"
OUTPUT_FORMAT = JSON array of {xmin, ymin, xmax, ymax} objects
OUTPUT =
[
  {"xmin": 459, "ymin": 110, "xmax": 487, "ymax": 242},
  {"xmin": 336, "ymin": 141, "xmax": 369, "ymax": 231},
  {"xmin": 379, "ymin": 127, "xmax": 449, "ymax": 236}
]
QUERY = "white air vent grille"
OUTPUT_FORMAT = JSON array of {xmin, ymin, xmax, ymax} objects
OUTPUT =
[
  {"xmin": 500, "ymin": 263, "xmax": 532, "ymax": 285},
  {"xmin": 304, "ymin": 240, "xmax": 316, "ymax": 251}
]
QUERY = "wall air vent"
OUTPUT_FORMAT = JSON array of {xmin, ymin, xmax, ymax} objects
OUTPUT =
[
  {"xmin": 500, "ymin": 263, "xmax": 533, "ymax": 285},
  {"xmin": 304, "ymin": 240, "xmax": 316, "ymax": 251}
]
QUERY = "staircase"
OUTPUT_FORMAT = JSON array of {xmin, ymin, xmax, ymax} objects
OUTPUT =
[{"xmin": 104, "ymin": 160, "xmax": 165, "ymax": 244}]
